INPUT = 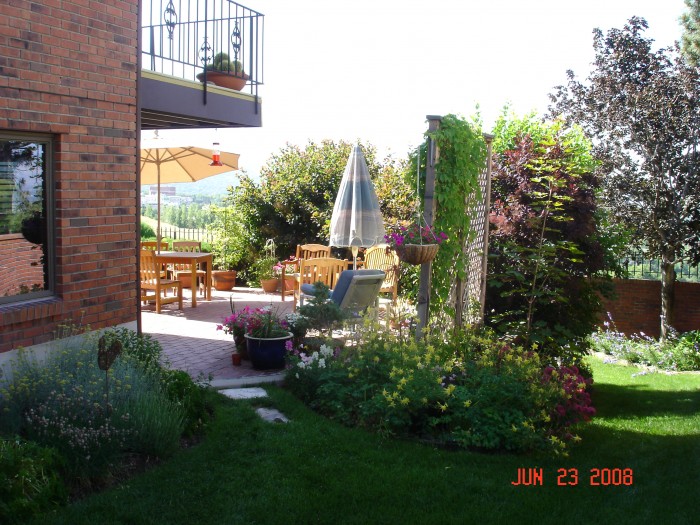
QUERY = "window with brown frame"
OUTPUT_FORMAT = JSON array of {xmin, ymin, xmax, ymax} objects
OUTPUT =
[{"xmin": 0, "ymin": 133, "xmax": 54, "ymax": 304}]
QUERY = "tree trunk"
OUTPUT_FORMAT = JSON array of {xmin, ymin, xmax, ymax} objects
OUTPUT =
[{"xmin": 660, "ymin": 252, "xmax": 676, "ymax": 342}]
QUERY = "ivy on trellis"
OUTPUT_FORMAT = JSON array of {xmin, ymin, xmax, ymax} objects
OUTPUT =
[{"xmin": 425, "ymin": 114, "xmax": 487, "ymax": 327}]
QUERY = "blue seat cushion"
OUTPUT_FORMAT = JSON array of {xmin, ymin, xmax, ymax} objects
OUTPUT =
[{"xmin": 330, "ymin": 270, "xmax": 384, "ymax": 305}]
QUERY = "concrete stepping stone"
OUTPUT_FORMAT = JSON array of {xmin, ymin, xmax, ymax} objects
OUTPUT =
[
  {"xmin": 220, "ymin": 387, "xmax": 268, "ymax": 400},
  {"xmin": 255, "ymin": 407, "xmax": 289, "ymax": 423}
]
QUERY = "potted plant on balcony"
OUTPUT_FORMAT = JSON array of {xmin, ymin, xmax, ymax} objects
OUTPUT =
[{"xmin": 196, "ymin": 52, "xmax": 249, "ymax": 91}]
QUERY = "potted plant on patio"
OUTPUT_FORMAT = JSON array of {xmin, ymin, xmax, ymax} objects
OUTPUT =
[
  {"xmin": 196, "ymin": 52, "xmax": 249, "ymax": 91},
  {"xmin": 243, "ymin": 306, "xmax": 293, "ymax": 369},
  {"xmin": 210, "ymin": 205, "xmax": 247, "ymax": 291},
  {"xmin": 246, "ymin": 239, "xmax": 280, "ymax": 293},
  {"xmin": 248, "ymin": 255, "xmax": 279, "ymax": 293},
  {"xmin": 217, "ymin": 299, "xmax": 257, "ymax": 359}
]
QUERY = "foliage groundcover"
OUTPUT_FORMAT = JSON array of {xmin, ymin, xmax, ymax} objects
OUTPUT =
[
  {"xmin": 0, "ymin": 328, "xmax": 216, "ymax": 523},
  {"xmin": 285, "ymin": 323, "xmax": 595, "ymax": 455}
]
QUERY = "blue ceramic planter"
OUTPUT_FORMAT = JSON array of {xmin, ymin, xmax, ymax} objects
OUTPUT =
[{"xmin": 245, "ymin": 332, "xmax": 293, "ymax": 370}]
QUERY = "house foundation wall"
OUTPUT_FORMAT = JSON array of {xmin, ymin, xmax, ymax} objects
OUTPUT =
[{"xmin": 0, "ymin": 0, "xmax": 139, "ymax": 352}]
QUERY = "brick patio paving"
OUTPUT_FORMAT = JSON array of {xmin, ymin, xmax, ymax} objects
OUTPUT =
[{"xmin": 141, "ymin": 286, "xmax": 294, "ymax": 388}]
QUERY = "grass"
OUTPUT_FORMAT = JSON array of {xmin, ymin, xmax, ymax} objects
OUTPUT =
[{"xmin": 33, "ymin": 357, "xmax": 699, "ymax": 525}]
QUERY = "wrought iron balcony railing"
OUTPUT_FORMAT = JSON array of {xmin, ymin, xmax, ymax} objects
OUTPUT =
[{"xmin": 142, "ymin": 0, "xmax": 264, "ymax": 99}]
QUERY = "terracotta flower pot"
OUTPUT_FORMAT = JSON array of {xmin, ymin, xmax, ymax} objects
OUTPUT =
[
  {"xmin": 196, "ymin": 71, "xmax": 248, "ymax": 90},
  {"xmin": 212, "ymin": 270, "xmax": 237, "ymax": 291},
  {"xmin": 231, "ymin": 353, "xmax": 242, "ymax": 366},
  {"xmin": 260, "ymin": 278, "xmax": 279, "ymax": 293}
]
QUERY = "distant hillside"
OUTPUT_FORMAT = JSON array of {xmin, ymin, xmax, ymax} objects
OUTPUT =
[{"xmin": 144, "ymin": 171, "xmax": 240, "ymax": 197}]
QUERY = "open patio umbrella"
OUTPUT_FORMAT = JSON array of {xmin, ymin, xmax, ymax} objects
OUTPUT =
[
  {"xmin": 329, "ymin": 145, "xmax": 386, "ymax": 269},
  {"xmin": 140, "ymin": 146, "xmax": 239, "ymax": 245}
]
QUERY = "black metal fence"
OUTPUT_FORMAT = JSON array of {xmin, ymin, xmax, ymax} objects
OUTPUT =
[
  {"xmin": 141, "ymin": 0, "xmax": 264, "ymax": 96},
  {"xmin": 619, "ymin": 250, "xmax": 700, "ymax": 282},
  {"xmin": 157, "ymin": 226, "xmax": 215, "ymax": 244}
]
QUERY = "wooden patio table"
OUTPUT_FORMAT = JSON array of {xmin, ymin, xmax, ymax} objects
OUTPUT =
[{"xmin": 155, "ymin": 251, "xmax": 212, "ymax": 307}]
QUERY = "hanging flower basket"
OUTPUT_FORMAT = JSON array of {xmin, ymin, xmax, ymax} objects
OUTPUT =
[{"xmin": 396, "ymin": 243, "xmax": 439, "ymax": 265}]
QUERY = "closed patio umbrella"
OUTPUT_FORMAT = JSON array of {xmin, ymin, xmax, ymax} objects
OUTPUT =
[
  {"xmin": 329, "ymin": 145, "xmax": 385, "ymax": 268},
  {"xmin": 140, "ymin": 146, "xmax": 239, "ymax": 246}
]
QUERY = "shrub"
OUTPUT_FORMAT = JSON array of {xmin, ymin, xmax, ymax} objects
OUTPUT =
[
  {"xmin": 0, "ymin": 437, "xmax": 67, "ymax": 524},
  {"xmin": 0, "ymin": 329, "xmax": 193, "ymax": 490},
  {"xmin": 140, "ymin": 222, "xmax": 156, "ymax": 239},
  {"xmin": 161, "ymin": 369, "xmax": 214, "ymax": 437},
  {"xmin": 590, "ymin": 319, "xmax": 700, "ymax": 372},
  {"xmin": 286, "ymin": 323, "xmax": 594, "ymax": 454}
]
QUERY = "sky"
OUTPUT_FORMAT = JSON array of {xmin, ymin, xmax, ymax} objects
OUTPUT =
[{"xmin": 144, "ymin": 0, "xmax": 690, "ymax": 181}]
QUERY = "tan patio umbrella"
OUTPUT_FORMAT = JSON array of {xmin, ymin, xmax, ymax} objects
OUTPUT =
[{"xmin": 140, "ymin": 146, "xmax": 239, "ymax": 246}]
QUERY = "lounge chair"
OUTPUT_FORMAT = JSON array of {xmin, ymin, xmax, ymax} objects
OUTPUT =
[{"xmin": 301, "ymin": 269, "xmax": 385, "ymax": 318}]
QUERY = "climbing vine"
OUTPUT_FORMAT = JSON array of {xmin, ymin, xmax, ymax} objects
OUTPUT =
[{"xmin": 427, "ymin": 114, "xmax": 487, "ymax": 326}]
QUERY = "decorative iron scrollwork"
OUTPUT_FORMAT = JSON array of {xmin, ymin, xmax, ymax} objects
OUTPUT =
[
  {"xmin": 164, "ymin": 0, "xmax": 177, "ymax": 40},
  {"xmin": 231, "ymin": 20, "xmax": 241, "ymax": 63},
  {"xmin": 199, "ymin": 38, "xmax": 213, "ymax": 66}
]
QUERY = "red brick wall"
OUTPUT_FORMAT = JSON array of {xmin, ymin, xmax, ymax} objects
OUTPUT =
[
  {"xmin": 601, "ymin": 279, "xmax": 700, "ymax": 338},
  {"xmin": 0, "ymin": 0, "xmax": 139, "ymax": 352},
  {"xmin": 0, "ymin": 234, "xmax": 45, "ymax": 296}
]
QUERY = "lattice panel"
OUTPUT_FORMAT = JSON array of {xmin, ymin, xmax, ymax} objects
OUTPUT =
[
  {"xmin": 462, "ymin": 165, "xmax": 490, "ymax": 323},
  {"xmin": 446, "ymin": 159, "xmax": 490, "ymax": 325}
]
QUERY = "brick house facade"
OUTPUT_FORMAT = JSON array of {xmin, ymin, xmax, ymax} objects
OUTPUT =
[{"xmin": 0, "ymin": 0, "xmax": 139, "ymax": 352}]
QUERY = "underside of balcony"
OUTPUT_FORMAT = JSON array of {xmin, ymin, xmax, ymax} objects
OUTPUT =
[{"xmin": 139, "ymin": 70, "xmax": 262, "ymax": 130}]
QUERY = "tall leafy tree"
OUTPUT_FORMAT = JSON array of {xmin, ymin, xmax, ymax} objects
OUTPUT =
[
  {"xmin": 681, "ymin": 0, "xmax": 700, "ymax": 66},
  {"xmin": 232, "ymin": 139, "xmax": 412, "ymax": 257},
  {"xmin": 486, "ymin": 114, "xmax": 609, "ymax": 363},
  {"xmin": 549, "ymin": 17, "xmax": 700, "ymax": 340}
]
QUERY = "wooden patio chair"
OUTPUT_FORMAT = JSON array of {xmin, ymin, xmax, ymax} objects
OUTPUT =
[
  {"xmin": 294, "ymin": 256, "xmax": 348, "ymax": 310},
  {"xmin": 140, "ymin": 249, "xmax": 183, "ymax": 313},
  {"xmin": 295, "ymin": 243, "xmax": 331, "ymax": 260},
  {"xmin": 363, "ymin": 245, "xmax": 400, "ymax": 312},
  {"xmin": 281, "ymin": 243, "xmax": 333, "ymax": 303},
  {"xmin": 140, "ymin": 240, "xmax": 168, "ymax": 285},
  {"xmin": 140, "ymin": 240, "xmax": 165, "ymax": 251},
  {"xmin": 171, "ymin": 240, "xmax": 206, "ymax": 296}
]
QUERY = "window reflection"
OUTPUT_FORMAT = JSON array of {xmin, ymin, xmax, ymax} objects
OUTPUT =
[{"xmin": 0, "ymin": 136, "xmax": 52, "ymax": 303}]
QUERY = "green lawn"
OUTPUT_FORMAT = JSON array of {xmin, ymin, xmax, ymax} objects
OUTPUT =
[{"xmin": 35, "ymin": 358, "xmax": 699, "ymax": 525}]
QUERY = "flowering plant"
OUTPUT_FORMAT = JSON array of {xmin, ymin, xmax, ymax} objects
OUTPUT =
[
  {"xmin": 217, "ymin": 305, "xmax": 256, "ymax": 338},
  {"xmin": 217, "ymin": 304, "xmax": 291, "ymax": 339},
  {"xmin": 384, "ymin": 223, "xmax": 447, "ymax": 249}
]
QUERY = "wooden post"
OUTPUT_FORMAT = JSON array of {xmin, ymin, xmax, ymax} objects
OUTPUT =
[
  {"xmin": 416, "ymin": 115, "xmax": 442, "ymax": 339},
  {"xmin": 479, "ymin": 133, "xmax": 494, "ymax": 324}
]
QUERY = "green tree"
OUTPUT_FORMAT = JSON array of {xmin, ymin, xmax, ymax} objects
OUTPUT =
[
  {"xmin": 681, "ymin": 0, "xmax": 700, "ymax": 66},
  {"xmin": 486, "ymin": 114, "xmax": 610, "ymax": 364},
  {"xmin": 233, "ymin": 140, "xmax": 412, "ymax": 257},
  {"xmin": 549, "ymin": 17, "xmax": 700, "ymax": 340}
]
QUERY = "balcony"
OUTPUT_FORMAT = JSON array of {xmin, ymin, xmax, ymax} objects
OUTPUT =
[{"xmin": 140, "ymin": 0, "xmax": 264, "ymax": 130}]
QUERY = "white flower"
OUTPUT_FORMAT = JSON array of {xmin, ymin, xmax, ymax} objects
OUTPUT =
[
  {"xmin": 318, "ymin": 358, "xmax": 326, "ymax": 368},
  {"xmin": 320, "ymin": 344, "xmax": 333, "ymax": 358}
]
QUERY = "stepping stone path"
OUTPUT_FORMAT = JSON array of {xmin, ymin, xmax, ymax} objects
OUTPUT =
[
  {"xmin": 220, "ymin": 387, "xmax": 290, "ymax": 423},
  {"xmin": 220, "ymin": 387, "xmax": 268, "ymax": 400}
]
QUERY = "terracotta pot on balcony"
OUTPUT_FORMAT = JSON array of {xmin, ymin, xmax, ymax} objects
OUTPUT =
[{"xmin": 196, "ymin": 71, "xmax": 248, "ymax": 91}]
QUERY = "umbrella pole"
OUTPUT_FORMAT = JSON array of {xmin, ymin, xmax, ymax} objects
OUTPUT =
[{"xmin": 157, "ymin": 163, "xmax": 161, "ymax": 252}]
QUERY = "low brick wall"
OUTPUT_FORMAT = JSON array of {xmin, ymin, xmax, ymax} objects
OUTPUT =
[{"xmin": 601, "ymin": 279, "xmax": 700, "ymax": 338}]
